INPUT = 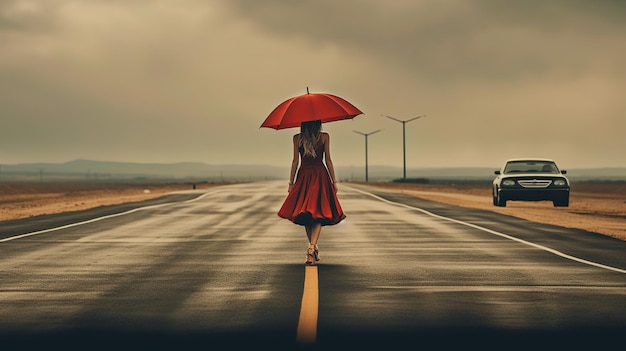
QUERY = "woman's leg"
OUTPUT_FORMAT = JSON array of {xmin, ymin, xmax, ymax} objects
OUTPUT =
[
  {"xmin": 308, "ymin": 223, "xmax": 322, "ymax": 246},
  {"xmin": 309, "ymin": 223, "xmax": 322, "ymax": 262},
  {"xmin": 304, "ymin": 225, "xmax": 314, "ymax": 264},
  {"xmin": 305, "ymin": 225, "xmax": 312, "ymax": 243},
  {"xmin": 305, "ymin": 223, "xmax": 322, "ymax": 264}
]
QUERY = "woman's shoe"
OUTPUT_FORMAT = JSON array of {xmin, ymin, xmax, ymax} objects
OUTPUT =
[
  {"xmin": 314, "ymin": 245, "xmax": 320, "ymax": 262},
  {"xmin": 305, "ymin": 247, "xmax": 316, "ymax": 265}
]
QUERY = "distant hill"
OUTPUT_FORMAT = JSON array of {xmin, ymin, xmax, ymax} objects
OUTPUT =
[
  {"xmin": 342, "ymin": 166, "xmax": 626, "ymax": 182},
  {"xmin": 0, "ymin": 159, "xmax": 624, "ymax": 183},
  {"xmin": 562, "ymin": 167, "xmax": 626, "ymax": 181},
  {"xmin": 0, "ymin": 159, "xmax": 286, "ymax": 182}
]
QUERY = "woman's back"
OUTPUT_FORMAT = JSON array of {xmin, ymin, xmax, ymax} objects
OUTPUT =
[{"xmin": 299, "ymin": 135, "xmax": 325, "ymax": 166}]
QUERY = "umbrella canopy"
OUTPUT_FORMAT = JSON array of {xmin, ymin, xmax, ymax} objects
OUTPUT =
[{"xmin": 260, "ymin": 89, "xmax": 363, "ymax": 130}]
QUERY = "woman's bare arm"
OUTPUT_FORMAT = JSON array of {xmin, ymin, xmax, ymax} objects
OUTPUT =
[
  {"xmin": 323, "ymin": 133, "xmax": 338, "ymax": 190},
  {"xmin": 288, "ymin": 134, "xmax": 300, "ymax": 191}
]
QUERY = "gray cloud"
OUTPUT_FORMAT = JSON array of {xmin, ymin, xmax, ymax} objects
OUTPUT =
[
  {"xmin": 1, "ymin": 0, "xmax": 624, "ymax": 170},
  {"xmin": 223, "ymin": 0, "xmax": 626, "ymax": 83}
]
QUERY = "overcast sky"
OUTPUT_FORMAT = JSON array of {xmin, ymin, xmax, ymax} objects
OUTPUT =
[{"xmin": 1, "ymin": 0, "xmax": 625, "ymax": 170}]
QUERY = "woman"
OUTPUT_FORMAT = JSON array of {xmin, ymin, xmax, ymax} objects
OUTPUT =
[{"xmin": 277, "ymin": 120, "xmax": 346, "ymax": 265}]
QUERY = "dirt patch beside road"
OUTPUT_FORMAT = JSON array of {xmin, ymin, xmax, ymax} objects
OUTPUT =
[
  {"xmin": 0, "ymin": 182, "xmax": 224, "ymax": 222},
  {"xmin": 352, "ymin": 181, "xmax": 626, "ymax": 241}
]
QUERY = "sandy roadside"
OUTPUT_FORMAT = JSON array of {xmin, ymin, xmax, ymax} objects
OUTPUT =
[
  {"xmin": 351, "ymin": 182, "xmax": 626, "ymax": 242},
  {"xmin": 0, "ymin": 182, "xmax": 222, "ymax": 222}
]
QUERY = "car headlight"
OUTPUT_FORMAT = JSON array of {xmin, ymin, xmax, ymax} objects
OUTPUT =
[
  {"xmin": 502, "ymin": 179, "xmax": 516, "ymax": 186},
  {"xmin": 553, "ymin": 179, "xmax": 567, "ymax": 186}
]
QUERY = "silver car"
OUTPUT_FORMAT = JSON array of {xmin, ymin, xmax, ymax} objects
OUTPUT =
[{"xmin": 493, "ymin": 158, "xmax": 570, "ymax": 207}]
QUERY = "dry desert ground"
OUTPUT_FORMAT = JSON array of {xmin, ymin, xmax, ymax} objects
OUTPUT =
[
  {"xmin": 1, "ymin": 181, "xmax": 625, "ymax": 241},
  {"xmin": 0, "ymin": 182, "xmax": 216, "ymax": 222}
]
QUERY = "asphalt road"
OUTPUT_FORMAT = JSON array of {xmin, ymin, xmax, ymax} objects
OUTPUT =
[{"xmin": 1, "ymin": 181, "xmax": 625, "ymax": 350}]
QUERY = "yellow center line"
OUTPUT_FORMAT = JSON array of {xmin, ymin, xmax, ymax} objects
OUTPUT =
[{"xmin": 296, "ymin": 265, "xmax": 319, "ymax": 344}]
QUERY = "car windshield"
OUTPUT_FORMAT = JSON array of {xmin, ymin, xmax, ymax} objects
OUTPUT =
[{"xmin": 503, "ymin": 161, "xmax": 559, "ymax": 174}]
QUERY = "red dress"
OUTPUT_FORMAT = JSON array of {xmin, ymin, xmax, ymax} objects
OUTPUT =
[{"xmin": 277, "ymin": 139, "xmax": 346, "ymax": 226}]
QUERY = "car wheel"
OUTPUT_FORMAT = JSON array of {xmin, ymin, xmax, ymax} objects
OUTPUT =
[
  {"xmin": 495, "ymin": 190, "xmax": 507, "ymax": 207},
  {"xmin": 553, "ymin": 195, "xmax": 569, "ymax": 207}
]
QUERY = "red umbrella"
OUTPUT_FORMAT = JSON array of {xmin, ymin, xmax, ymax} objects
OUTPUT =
[{"xmin": 260, "ymin": 88, "xmax": 363, "ymax": 130}]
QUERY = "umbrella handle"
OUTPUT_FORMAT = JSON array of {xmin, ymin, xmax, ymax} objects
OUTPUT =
[{"xmin": 306, "ymin": 86, "xmax": 309, "ymax": 94}]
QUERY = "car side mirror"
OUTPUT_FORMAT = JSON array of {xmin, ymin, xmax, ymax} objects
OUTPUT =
[
  {"xmin": 561, "ymin": 170, "xmax": 567, "ymax": 174},
  {"xmin": 494, "ymin": 170, "xmax": 501, "ymax": 175}
]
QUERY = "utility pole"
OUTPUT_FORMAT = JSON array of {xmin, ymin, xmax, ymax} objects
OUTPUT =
[
  {"xmin": 383, "ymin": 114, "xmax": 426, "ymax": 180},
  {"xmin": 353, "ymin": 129, "xmax": 381, "ymax": 182}
]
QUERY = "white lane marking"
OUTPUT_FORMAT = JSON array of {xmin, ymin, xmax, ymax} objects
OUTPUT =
[
  {"xmin": 371, "ymin": 285, "xmax": 626, "ymax": 292},
  {"xmin": 346, "ymin": 185, "xmax": 626, "ymax": 275},
  {"xmin": 0, "ymin": 192, "xmax": 213, "ymax": 243}
]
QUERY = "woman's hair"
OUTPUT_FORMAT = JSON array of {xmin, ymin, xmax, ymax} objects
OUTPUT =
[{"xmin": 299, "ymin": 120, "xmax": 322, "ymax": 157}]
